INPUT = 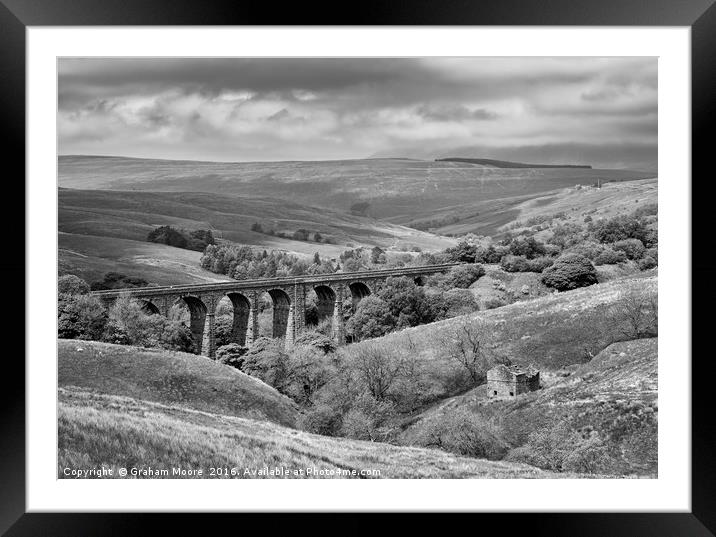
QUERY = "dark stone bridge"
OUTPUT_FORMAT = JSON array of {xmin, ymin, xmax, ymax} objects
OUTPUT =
[{"xmin": 90, "ymin": 264, "xmax": 458, "ymax": 358}]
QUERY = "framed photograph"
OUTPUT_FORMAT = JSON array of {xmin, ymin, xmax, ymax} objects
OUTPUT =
[{"xmin": 4, "ymin": 0, "xmax": 713, "ymax": 532}]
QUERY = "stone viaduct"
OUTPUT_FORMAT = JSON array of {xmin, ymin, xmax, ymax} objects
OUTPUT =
[{"xmin": 90, "ymin": 264, "xmax": 458, "ymax": 359}]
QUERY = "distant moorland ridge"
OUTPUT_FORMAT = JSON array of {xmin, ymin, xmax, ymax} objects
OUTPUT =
[{"xmin": 436, "ymin": 158, "xmax": 592, "ymax": 169}]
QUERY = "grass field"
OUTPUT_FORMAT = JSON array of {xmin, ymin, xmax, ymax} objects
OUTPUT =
[
  {"xmin": 58, "ymin": 387, "xmax": 568, "ymax": 479},
  {"xmin": 59, "ymin": 340, "xmax": 299, "ymax": 427}
]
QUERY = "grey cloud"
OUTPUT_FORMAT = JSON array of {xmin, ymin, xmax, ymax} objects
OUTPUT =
[
  {"xmin": 417, "ymin": 104, "xmax": 498, "ymax": 121},
  {"xmin": 58, "ymin": 57, "xmax": 657, "ymax": 170}
]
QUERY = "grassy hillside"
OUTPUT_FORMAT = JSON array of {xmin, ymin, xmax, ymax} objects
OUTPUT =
[
  {"xmin": 400, "ymin": 338, "xmax": 657, "ymax": 476},
  {"xmin": 59, "ymin": 155, "xmax": 654, "ymax": 234},
  {"xmin": 58, "ymin": 186, "xmax": 455, "ymax": 284},
  {"xmin": 58, "ymin": 387, "xmax": 564, "ymax": 479},
  {"xmin": 353, "ymin": 274, "xmax": 657, "ymax": 371},
  {"xmin": 58, "ymin": 340, "xmax": 299, "ymax": 427},
  {"xmin": 59, "ymin": 231, "xmax": 232, "ymax": 286}
]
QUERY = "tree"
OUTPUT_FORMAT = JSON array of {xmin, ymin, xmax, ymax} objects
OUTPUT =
[
  {"xmin": 444, "ymin": 240, "xmax": 478, "ymax": 263},
  {"xmin": 612, "ymin": 238, "xmax": 646, "ymax": 260},
  {"xmin": 242, "ymin": 337, "xmax": 292, "ymax": 391},
  {"xmin": 283, "ymin": 345, "xmax": 334, "ymax": 405},
  {"xmin": 313, "ymin": 252, "xmax": 321, "ymax": 265},
  {"xmin": 607, "ymin": 290, "xmax": 658, "ymax": 340},
  {"xmin": 57, "ymin": 294, "xmax": 108, "ymax": 340},
  {"xmin": 345, "ymin": 344, "xmax": 405, "ymax": 401},
  {"xmin": 376, "ymin": 276, "xmax": 435, "ymax": 328},
  {"xmin": 216, "ymin": 343, "xmax": 248, "ymax": 370},
  {"xmin": 442, "ymin": 264, "xmax": 485, "ymax": 288},
  {"xmin": 593, "ymin": 215, "xmax": 650, "ymax": 244},
  {"xmin": 340, "ymin": 392, "xmax": 397, "ymax": 442},
  {"xmin": 349, "ymin": 201, "xmax": 370, "ymax": 216},
  {"xmin": 103, "ymin": 296, "xmax": 194, "ymax": 352},
  {"xmin": 371, "ymin": 246, "xmax": 386, "ymax": 264},
  {"xmin": 294, "ymin": 331, "xmax": 337, "ymax": 354},
  {"xmin": 58, "ymin": 274, "xmax": 90, "ymax": 295},
  {"xmin": 506, "ymin": 235, "xmax": 547, "ymax": 259},
  {"xmin": 412, "ymin": 408, "xmax": 509, "ymax": 460},
  {"xmin": 345, "ymin": 296, "xmax": 395, "ymax": 341},
  {"xmin": 541, "ymin": 253, "xmax": 598, "ymax": 291},
  {"xmin": 440, "ymin": 321, "xmax": 507, "ymax": 385}
]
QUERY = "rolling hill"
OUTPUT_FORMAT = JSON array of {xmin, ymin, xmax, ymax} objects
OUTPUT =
[
  {"xmin": 57, "ymin": 340, "xmax": 564, "ymax": 479},
  {"xmin": 435, "ymin": 157, "xmax": 592, "ymax": 169},
  {"xmin": 58, "ymin": 187, "xmax": 454, "ymax": 285},
  {"xmin": 58, "ymin": 388, "xmax": 564, "ymax": 479},
  {"xmin": 59, "ymin": 155, "xmax": 654, "ymax": 234},
  {"xmin": 350, "ymin": 273, "xmax": 657, "ymax": 371},
  {"xmin": 59, "ymin": 339, "xmax": 300, "ymax": 427}
]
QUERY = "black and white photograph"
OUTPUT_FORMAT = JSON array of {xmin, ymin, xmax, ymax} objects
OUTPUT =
[{"xmin": 54, "ymin": 55, "xmax": 661, "ymax": 481}]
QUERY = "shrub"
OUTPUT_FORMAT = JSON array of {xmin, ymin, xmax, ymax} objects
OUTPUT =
[
  {"xmin": 439, "ymin": 289, "xmax": 480, "ymax": 318},
  {"xmin": 506, "ymin": 235, "xmax": 547, "ymax": 259},
  {"xmin": 293, "ymin": 331, "xmax": 337, "ymax": 354},
  {"xmin": 483, "ymin": 296, "xmax": 507, "ymax": 310},
  {"xmin": 442, "ymin": 264, "xmax": 485, "ymax": 288},
  {"xmin": 57, "ymin": 294, "xmax": 108, "ymax": 340},
  {"xmin": 593, "ymin": 247, "xmax": 628, "ymax": 266},
  {"xmin": 299, "ymin": 404, "xmax": 342, "ymax": 436},
  {"xmin": 528, "ymin": 256, "xmax": 555, "ymax": 272},
  {"xmin": 500, "ymin": 255, "xmax": 531, "ymax": 273},
  {"xmin": 474, "ymin": 245, "xmax": 504, "ymax": 264},
  {"xmin": 612, "ymin": 238, "xmax": 646, "ymax": 260},
  {"xmin": 216, "ymin": 343, "xmax": 248, "ymax": 369},
  {"xmin": 541, "ymin": 253, "xmax": 598, "ymax": 291},
  {"xmin": 444, "ymin": 240, "xmax": 478, "ymax": 263},
  {"xmin": 593, "ymin": 215, "xmax": 650, "ymax": 244},
  {"xmin": 58, "ymin": 274, "xmax": 90, "ymax": 295},
  {"xmin": 505, "ymin": 421, "xmax": 610, "ymax": 473},
  {"xmin": 412, "ymin": 408, "xmax": 509, "ymax": 460},
  {"xmin": 340, "ymin": 392, "xmax": 397, "ymax": 442},
  {"xmin": 550, "ymin": 223, "xmax": 585, "ymax": 249},
  {"xmin": 566, "ymin": 241, "xmax": 604, "ymax": 261},
  {"xmin": 501, "ymin": 255, "xmax": 553, "ymax": 273},
  {"xmin": 103, "ymin": 296, "xmax": 194, "ymax": 352},
  {"xmin": 638, "ymin": 256, "xmax": 657, "ymax": 270}
]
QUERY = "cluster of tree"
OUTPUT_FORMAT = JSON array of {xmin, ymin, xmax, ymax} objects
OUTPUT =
[
  {"xmin": 58, "ymin": 275, "xmax": 194, "ymax": 352},
  {"xmin": 442, "ymin": 206, "xmax": 657, "ymax": 277},
  {"xmin": 200, "ymin": 244, "xmax": 337, "ymax": 279},
  {"xmin": 349, "ymin": 201, "xmax": 370, "ymax": 216},
  {"xmin": 345, "ymin": 274, "xmax": 482, "ymax": 342},
  {"xmin": 250, "ymin": 222, "xmax": 330, "ymax": 243},
  {"xmin": 407, "ymin": 214, "xmax": 463, "ymax": 232},
  {"xmin": 89, "ymin": 272, "xmax": 149, "ymax": 291},
  {"xmin": 147, "ymin": 226, "xmax": 215, "ymax": 252}
]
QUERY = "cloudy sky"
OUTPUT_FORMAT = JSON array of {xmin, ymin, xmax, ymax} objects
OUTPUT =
[{"xmin": 58, "ymin": 57, "xmax": 657, "ymax": 170}]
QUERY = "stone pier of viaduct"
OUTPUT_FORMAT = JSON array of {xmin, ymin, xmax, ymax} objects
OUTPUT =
[{"xmin": 90, "ymin": 264, "xmax": 458, "ymax": 359}]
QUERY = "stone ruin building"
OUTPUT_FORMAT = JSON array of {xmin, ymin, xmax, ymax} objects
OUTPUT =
[{"xmin": 486, "ymin": 364, "xmax": 540, "ymax": 398}]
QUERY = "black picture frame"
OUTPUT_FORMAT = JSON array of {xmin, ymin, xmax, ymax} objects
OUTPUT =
[{"xmin": 3, "ymin": 0, "xmax": 712, "ymax": 533}]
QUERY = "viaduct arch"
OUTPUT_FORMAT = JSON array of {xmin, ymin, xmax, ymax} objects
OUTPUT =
[{"xmin": 92, "ymin": 264, "xmax": 457, "ymax": 359}]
